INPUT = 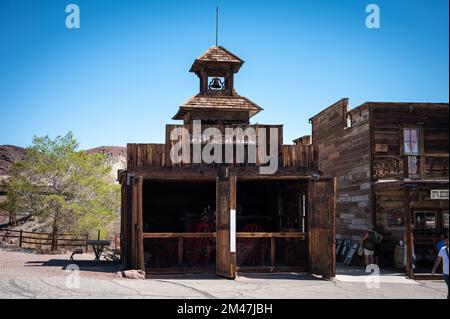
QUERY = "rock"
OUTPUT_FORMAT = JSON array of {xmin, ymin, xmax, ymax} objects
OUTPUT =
[{"xmin": 122, "ymin": 270, "xmax": 145, "ymax": 279}]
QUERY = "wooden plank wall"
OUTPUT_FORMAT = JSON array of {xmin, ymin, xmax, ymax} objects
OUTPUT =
[
  {"xmin": 126, "ymin": 124, "xmax": 318, "ymax": 171},
  {"xmin": 372, "ymin": 105, "xmax": 449, "ymax": 180},
  {"xmin": 375, "ymin": 188, "xmax": 448, "ymax": 247},
  {"xmin": 372, "ymin": 104, "xmax": 449, "ymax": 245},
  {"xmin": 311, "ymin": 99, "xmax": 372, "ymax": 241},
  {"xmin": 308, "ymin": 178, "xmax": 336, "ymax": 278}
]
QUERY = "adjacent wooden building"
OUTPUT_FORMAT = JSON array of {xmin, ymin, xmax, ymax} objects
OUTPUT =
[
  {"xmin": 119, "ymin": 46, "xmax": 336, "ymax": 279},
  {"xmin": 310, "ymin": 99, "xmax": 449, "ymax": 275}
]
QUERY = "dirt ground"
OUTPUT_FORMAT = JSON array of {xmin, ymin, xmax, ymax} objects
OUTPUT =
[{"xmin": 0, "ymin": 248, "xmax": 447, "ymax": 299}]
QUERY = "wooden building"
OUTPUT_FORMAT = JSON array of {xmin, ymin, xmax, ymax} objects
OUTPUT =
[
  {"xmin": 310, "ymin": 99, "xmax": 449, "ymax": 275},
  {"xmin": 119, "ymin": 46, "xmax": 336, "ymax": 279}
]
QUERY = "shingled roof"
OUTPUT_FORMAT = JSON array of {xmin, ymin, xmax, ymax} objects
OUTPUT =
[
  {"xmin": 190, "ymin": 46, "xmax": 245, "ymax": 73},
  {"xmin": 172, "ymin": 93, "xmax": 263, "ymax": 120}
]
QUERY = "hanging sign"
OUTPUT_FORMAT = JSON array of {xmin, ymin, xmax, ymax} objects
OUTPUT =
[{"xmin": 430, "ymin": 190, "xmax": 449, "ymax": 200}]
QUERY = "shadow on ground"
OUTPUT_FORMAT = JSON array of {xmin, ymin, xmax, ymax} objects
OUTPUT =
[
  {"xmin": 336, "ymin": 262, "xmax": 407, "ymax": 277},
  {"xmin": 238, "ymin": 272, "xmax": 322, "ymax": 281},
  {"xmin": 24, "ymin": 259, "xmax": 122, "ymax": 273},
  {"xmin": 145, "ymin": 272, "xmax": 322, "ymax": 281}
]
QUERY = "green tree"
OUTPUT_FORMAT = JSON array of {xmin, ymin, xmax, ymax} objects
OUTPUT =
[{"xmin": 4, "ymin": 132, "xmax": 119, "ymax": 250}]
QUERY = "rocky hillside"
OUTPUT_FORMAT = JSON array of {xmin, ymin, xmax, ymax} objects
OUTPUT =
[
  {"xmin": 86, "ymin": 146, "xmax": 127, "ymax": 183},
  {"xmin": 0, "ymin": 145, "xmax": 27, "ymax": 176}
]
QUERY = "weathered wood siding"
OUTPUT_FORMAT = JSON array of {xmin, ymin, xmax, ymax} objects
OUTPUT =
[
  {"xmin": 372, "ymin": 104, "xmax": 449, "ymax": 241},
  {"xmin": 372, "ymin": 104, "xmax": 449, "ymax": 180},
  {"xmin": 308, "ymin": 178, "xmax": 336, "ymax": 278},
  {"xmin": 375, "ymin": 187, "xmax": 448, "ymax": 249},
  {"xmin": 311, "ymin": 99, "xmax": 372, "ymax": 240},
  {"xmin": 127, "ymin": 124, "xmax": 318, "ymax": 171}
]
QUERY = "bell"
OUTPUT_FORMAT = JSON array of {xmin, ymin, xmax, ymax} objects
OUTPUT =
[{"xmin": 209, "ymin": 77, "xmax": 223, "ymax": 90}]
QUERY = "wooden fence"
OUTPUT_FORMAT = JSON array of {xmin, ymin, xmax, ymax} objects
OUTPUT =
[{"xmin": 0, "ymin": 228, "xmax": 88, "ymax": 251}]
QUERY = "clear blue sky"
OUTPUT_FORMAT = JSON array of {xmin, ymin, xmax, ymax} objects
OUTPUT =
[{"xmin": 0, "ymin": 0, "xmax": 448, "ymax": 149}]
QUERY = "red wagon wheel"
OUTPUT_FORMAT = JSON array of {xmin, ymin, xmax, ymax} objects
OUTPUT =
[
  {"xmin": 146, "ymin": 239, "xmax": 178, "ymax": 267},
  {"xmin": 185, "ymin": 222, "xmax": 211, "ymax": 267},
  {"xmin": 240, "ymin": 223, "xmax": 266, "ymax": 266}
]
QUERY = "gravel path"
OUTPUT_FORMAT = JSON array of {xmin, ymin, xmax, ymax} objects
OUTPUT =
[{"xmin": 0, "ymin": 248, "xmax": 447, "ymax": 299}]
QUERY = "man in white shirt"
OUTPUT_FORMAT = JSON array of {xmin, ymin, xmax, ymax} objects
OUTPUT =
[{"xmin": 432, "ymin": 236, "xmax": 449, "ymax": 299}]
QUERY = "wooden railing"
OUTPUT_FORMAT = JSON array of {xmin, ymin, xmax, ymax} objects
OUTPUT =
[
  {"xmin": 142, "ymin": 232, "xmax": 306, "ymax": 269},
  {"xmin": 373, "ymin": 155, "xmax": 449, "ymax": 180},
  {"xmin": 127, "ymin": 124, "xmax": 318, "ymax": 171},
  {"xmin": 282, "ymin": 144, "xmax": 318, "ymax": 169},
  {"xmin": 127, "ymin": 143, "xmax": 318, "ymax": 170},
  {"xmin": 0, "ymin": 228, "xmax": 88, "ymax": 251}
]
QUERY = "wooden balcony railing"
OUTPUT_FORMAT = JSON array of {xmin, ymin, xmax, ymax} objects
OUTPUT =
[
  {"xmin": 373, "ymin": 154, "xmax": 449, "ymax": 180},
  {"xmin": 127, "ymin": 124, "xmax": 318, "ymax": 171}
]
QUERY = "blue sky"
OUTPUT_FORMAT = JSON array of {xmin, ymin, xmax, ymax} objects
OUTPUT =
[{"xmin": 0, "ymin": 0, "xmax": 448, "ymax": 149}]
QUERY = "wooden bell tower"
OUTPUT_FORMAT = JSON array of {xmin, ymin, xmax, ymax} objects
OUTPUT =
[{"xmin": 172, "ymin": 46, "xmax": 263, "ymax": 125}]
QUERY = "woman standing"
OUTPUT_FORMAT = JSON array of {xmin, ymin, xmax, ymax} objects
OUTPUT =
[{"xmin": 362, "ymin": 228, "xmax": 383, "ymax": 266}]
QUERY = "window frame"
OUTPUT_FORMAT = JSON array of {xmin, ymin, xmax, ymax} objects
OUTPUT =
[
  {"xmin": 413, "ymin": 210, "xmax": 438, "ymax": 236},
  {"xmin": 399, "ymin": 125, "xmax": 424, "ymax": 178}
]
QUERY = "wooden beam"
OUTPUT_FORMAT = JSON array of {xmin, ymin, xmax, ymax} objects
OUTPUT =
[
  {"xmin": 143, "ymin": 232, "xmax": 216, "ymax": 239},
  {"xmin": 271, "ymin": 237, "xmax": 275, "ymax": 267},
  {"xmin": 131, "ymin": 177, "xmax": 138, "ymax": 269},
  {"xmin": 237, "ymin": 232, "xmax": 307, "ymax": 238},
  {"xmin": 236, "ymin": 266, "xmax": 308, "ymax": 273},
  {"xmin": 404, "ymin": 188, "xmax": 414, "ymax": 279},
  {"xmin": 178, "ymin": 237, "xmax": 183, "ymax": 266},
  {"xmin": 142, "ymin": 232, "xmax": 306, "ymax": 239},
  {"xmin": 137, "ymin": 176, "xmax": 145, "ymax": 271},
  {"xmin": 128, "ymin": 166, "xmax": 313, "ymax": 181}
]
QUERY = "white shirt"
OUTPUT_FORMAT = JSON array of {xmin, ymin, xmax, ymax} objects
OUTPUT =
[{"xmin": 438, "ymin": 246, "xmax": 449, "ymax": 275}]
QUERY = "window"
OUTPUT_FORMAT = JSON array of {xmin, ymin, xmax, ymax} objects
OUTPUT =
[
  {"xmin": 402, "ymin": 127, "xmax": 421, "ymax": 178},
  {"xmin": 345, "ymin": 115, "xmax": 352, "ymax": 129},
  {"xmin": 443, "ymin": 211, "xmax": 449, "ymax": 232},
  {"xmin": 403, "ymin": 128, "xmax": 420, "ymax": 155},
  {"xmin": 414, "ymin": 211, "xmax": 437, "ymax": 236}
]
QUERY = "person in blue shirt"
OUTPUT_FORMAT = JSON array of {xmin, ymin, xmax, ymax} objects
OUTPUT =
[
  {"xmin": 436, "ymin": 233, "xmax": 447, "ymax": 253},
  {"xmin": 432, "ymin": 237, "xmax": 449, "ymax": 299}
]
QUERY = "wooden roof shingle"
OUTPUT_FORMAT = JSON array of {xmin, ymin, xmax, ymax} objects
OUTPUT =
[
  {"xmin": 172, "ymin": 93, "xmax": 263, "ymax": 120},
  {"xmin": 190, "ymin": 46, "xmax": 244, "ymax": 73}
]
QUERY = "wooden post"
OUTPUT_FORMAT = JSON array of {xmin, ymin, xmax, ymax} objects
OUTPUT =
[
  {"xmin": 85, "ymin": 234, "xmax": 89, "ymax": 253},
  {"xmin": 216, "ymin": 168, "xmax": 237, "ymax": 279},
  {"xmin": 51, "ymin": 231, "xmax": 58, "ymax": 251},
  {"xmin": 131, "ymin": 177, "xmax": 138, "ymax": 269},
  {"xmin": 404, "ymin": 188, "xmax": 414, "ymax": 278},
  {"xmin": 178, "ymin": 237, "xmax": 183, "ymax": 266},
  {"xmin": 271, "ymin": 237, "xmax": 275, "ymax": 267},
  {"xmin": 19, "ymin": 230, "xmax": 23, "ymax": 248},
  {"xmin": 137, "ymin": 176, "xmax": 145, "ymax": 272}
]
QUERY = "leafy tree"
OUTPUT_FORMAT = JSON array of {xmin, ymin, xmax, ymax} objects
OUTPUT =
[
  {"xmin": 0, "ymin": 184, "xmax": 18, "ymax": 226},
  {"xmin": 4, "ymin": 132, "xmax": 119, "ymax": 249}
]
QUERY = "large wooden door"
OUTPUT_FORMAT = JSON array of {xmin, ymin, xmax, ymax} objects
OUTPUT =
[
  {"xmin": 216, "ymin": 170, "xmax": 237, "ymax": 279},
  {"xmin": 131, "ymin": 176, "xmax": 144, "ymax": 271},
  {"xmin": 308, "ymin": 177, "xmax": 336, "ymax": 278}
]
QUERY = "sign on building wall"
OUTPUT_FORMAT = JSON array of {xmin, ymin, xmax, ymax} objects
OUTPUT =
[
  {"xmin": 430, "ymin": 190, "xmax": 449, "ymax": 200},
  {"xmin": 388, "ymin": 210, "xmax": 404, "ymax": 227}
]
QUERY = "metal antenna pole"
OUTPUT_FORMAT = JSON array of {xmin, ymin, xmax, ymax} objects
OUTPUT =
[{"xmin": 216, "ymin": 5, "xmax": 219, "ymax": 46}]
